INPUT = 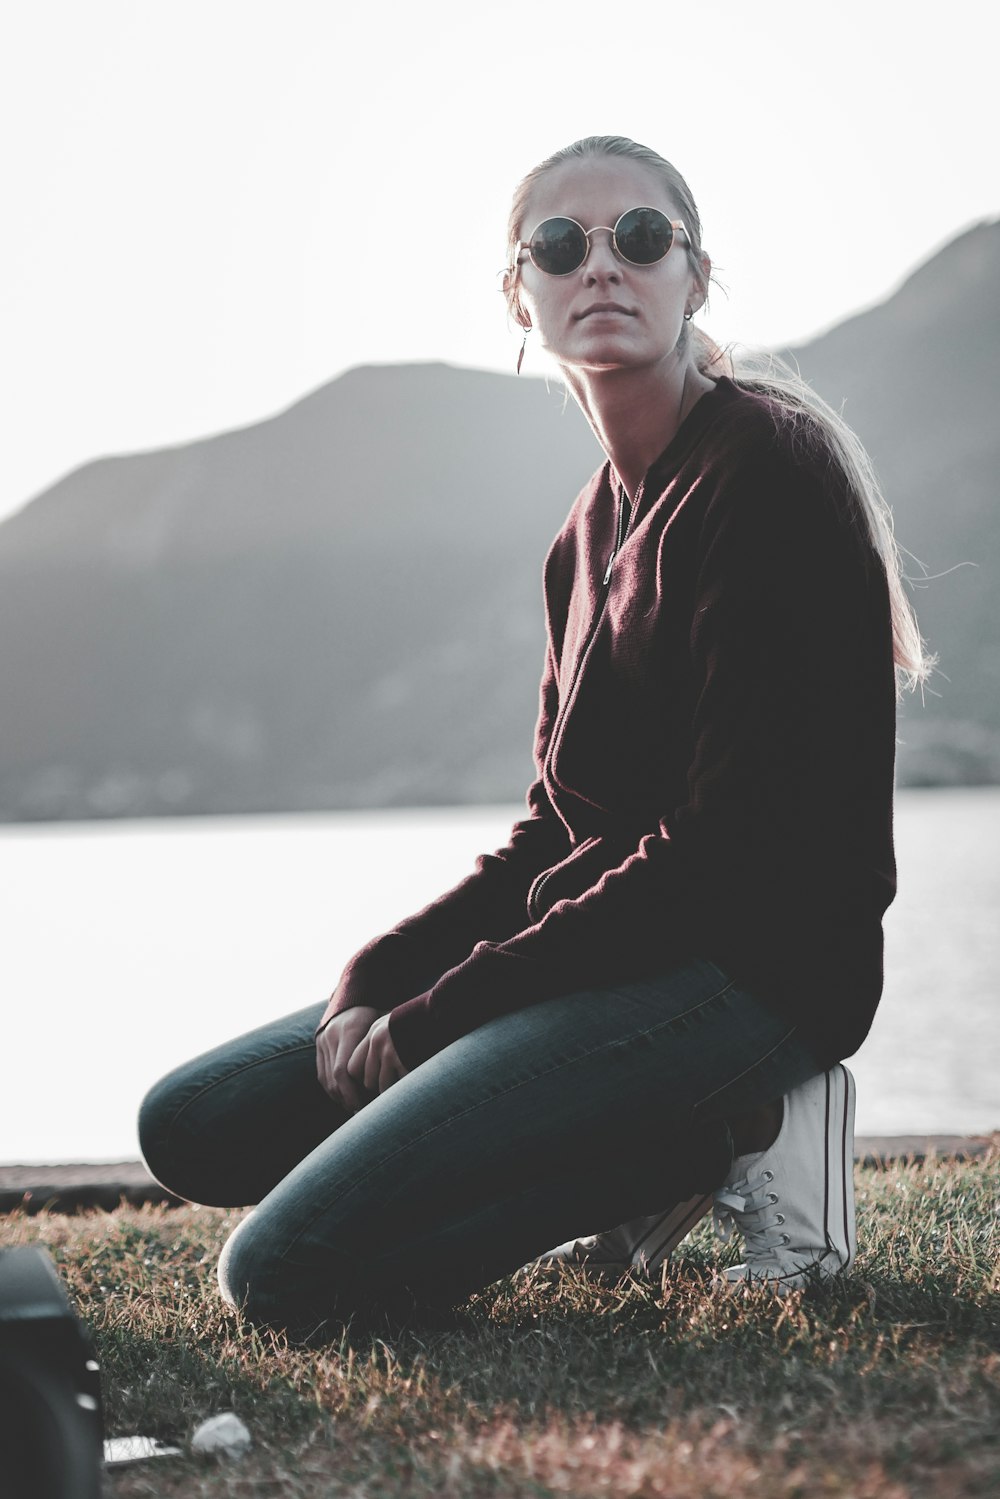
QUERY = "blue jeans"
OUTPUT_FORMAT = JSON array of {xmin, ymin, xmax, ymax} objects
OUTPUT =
[{"xmin": 138, "ymin": 960, "xmax": 820, "ymax": 1339}]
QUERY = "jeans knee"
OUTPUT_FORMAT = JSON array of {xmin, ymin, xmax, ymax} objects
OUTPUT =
[
  {"xmin": 217, "ymin": 1213, "xmax": 351, "ymax": 1340},
  {"xmin": 137, "ymin": 1070, "xmax": 182, "ymax": 1190},
  {"xmin": 138, "ymin": 1065, "xmax": 219, "ymax": 1204},
  {"xmin": 217, "ymin": 1212, "xmax": 265, "ymax": 1319}
]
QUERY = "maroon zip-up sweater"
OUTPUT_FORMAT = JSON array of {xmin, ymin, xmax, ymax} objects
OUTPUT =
[{"xmin": 324, "ymin": 376, "xmax": 897, "ymax": 1073}]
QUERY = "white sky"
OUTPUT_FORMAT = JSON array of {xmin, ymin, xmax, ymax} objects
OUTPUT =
[{"xmin": 2, "ymin": 0, "xmax": 996, "ymax": 525}]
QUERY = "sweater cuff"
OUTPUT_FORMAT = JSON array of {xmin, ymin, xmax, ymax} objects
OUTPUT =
[
  {"xmin": 385, "ymin": 943, "xmax": 565, "ymax": 1071},
  {"xmin": 386, "ymin": 992, "xmax": 440, "ymax": 1071},
  {"xmin": 315, "ymin": 931, "xmax": 427, "ymax": 1036}
]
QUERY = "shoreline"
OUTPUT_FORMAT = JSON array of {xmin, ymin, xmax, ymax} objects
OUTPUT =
[{"xmin": 2, "ymin": 1135, "xmax": 996, "ymax": 1217}]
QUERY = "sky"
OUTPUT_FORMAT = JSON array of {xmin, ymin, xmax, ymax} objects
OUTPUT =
[{"xmin": 2, "ymin": 0, "xmax": 996, "ymax": 526}]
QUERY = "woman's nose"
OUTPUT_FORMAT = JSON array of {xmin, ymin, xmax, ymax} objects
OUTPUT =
[{"xmin": 583, "ymin": 232, "xmax": 622, "ymax": 284}]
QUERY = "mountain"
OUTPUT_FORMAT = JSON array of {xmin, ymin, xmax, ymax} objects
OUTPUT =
[
  {"xmin": 0, "ymin": 221, "xmax": 997, "ymax": 820},
  {"xmin": 0, "ymin": 366, "xmax": 602, "ymax": 818},
  {"xmin": 782, "ymin": 219, "xmax": 1000, "ymax": 785}
]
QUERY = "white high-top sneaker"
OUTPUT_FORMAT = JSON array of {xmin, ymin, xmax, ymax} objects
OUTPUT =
[
  {"xmin": 713, "ymin": 1063, "xmax": 857, "ymax": 1291},
  {"xmin": 530, "ymin": 1192, "xmax": 716, "ymax": 1283}
]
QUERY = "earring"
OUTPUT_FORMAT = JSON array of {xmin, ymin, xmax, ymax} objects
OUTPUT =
[
  {"xmin": 683, "ymin": 309, "xmax": 694, "ymax": 321},
  {"xmin": 516, "ymin": 323, "xmax": 531, "ymax": 375}
]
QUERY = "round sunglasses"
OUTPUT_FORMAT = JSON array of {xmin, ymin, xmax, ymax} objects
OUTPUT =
[{"xmin": 516, "ymin": 206, "xmax": 688, "ymax": 277}]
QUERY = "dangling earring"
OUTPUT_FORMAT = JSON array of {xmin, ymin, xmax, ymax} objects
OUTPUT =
[{"xmin": 517, "ymin": 322, "xmax": 531, "ymax": 375}]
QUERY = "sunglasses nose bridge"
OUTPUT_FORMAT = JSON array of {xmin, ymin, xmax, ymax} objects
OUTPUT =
[{"xmin": 581, "ymin": 225, "xmax": 622, "ymax": 274}]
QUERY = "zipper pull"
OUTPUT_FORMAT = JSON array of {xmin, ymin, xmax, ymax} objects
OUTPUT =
[{"xmin": 603, "ymin": 487, "xmax": 627, "ymax": 585}]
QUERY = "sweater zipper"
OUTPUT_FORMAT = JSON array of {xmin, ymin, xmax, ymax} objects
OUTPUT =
[
  {"xmin": 553, "ymin": 481, "xmax": 632, "ymax": 766},
  {"xmin": 527, "ymin": 835, "xmax": 598, "ymax": 924},
  {"xmin": 529, "ymin": 483, "xmax": 632, "ymax": 924},
  {"xmin": 602, "ymin": 486, "xmax": 628, "ymax": 585}
]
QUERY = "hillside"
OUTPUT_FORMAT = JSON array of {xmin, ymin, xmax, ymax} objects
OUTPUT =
[
  {"xmin": 784, "ymin": 219, "xmax": 1000, "ymax": 783},
  {"xmin": 0, "ymin": 366, "xmax": 601, "ymax": 817}
]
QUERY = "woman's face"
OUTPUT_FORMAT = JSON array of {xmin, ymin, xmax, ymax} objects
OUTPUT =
[{"xmin": 513, "ymin": 155, "xmax": 708, "ymax": 375}]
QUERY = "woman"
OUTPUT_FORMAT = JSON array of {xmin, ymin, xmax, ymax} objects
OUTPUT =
[{"xmin": 139, "ymin": 137, "xmax": 928, "ymax": 1336}]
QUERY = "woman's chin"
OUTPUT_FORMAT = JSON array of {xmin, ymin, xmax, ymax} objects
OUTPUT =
[{"xmin": 563, "ymin": 347, "xmax": 661, "ymax": 377}]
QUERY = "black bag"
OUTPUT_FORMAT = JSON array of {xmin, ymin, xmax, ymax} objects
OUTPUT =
[{"xmin": 0, "ymin": 1247, "xmax": 103, "ymax": 1499}]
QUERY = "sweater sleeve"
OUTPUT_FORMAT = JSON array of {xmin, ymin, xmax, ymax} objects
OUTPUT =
[
  {"xmin": 386, "ymin": 449, "xmax": 894, "ymax": 1069},
  {"xmin": 317, "ymin": 638, "xmax": 571, "ymax": 1030}
]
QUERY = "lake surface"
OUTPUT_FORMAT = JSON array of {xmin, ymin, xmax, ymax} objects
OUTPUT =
[{"xmin": 1, "ymin": 788, "xmax": 998, "ymax": 1164}]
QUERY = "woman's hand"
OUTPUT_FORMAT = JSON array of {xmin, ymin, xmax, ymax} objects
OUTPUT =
[
  {"xmin": 316, "ymin": 1005, "xmax": 380, "ymax": 1113},
  {"xmin": 348, "ymin": 1014, "xmax": 409, "ymax": 1101}
]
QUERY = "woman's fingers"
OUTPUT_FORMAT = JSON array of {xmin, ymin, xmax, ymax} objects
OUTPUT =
[
  {"xmin": 379, "ymin": 1047, "xmax": 401, "ymax": 1095},
  {"xmin": 316, "ymin": 1029, "xmax": 338, "ymax": 1097},
  {"xmin": 319, "ymin": 1013, "xmax": 409, "ymax": 1109},
  {"xmin": 370, "ymin": 1018, "xmax": 408, "ymax": 1095},
  {"xmin": 363, "ymin": 1030, "xmax": 384, "ymax": 1095},
  {"xmin": 315, "ymin": 1034, "xmax": 331, "ymax": 1094},
  {"xmin": 316, "ymin": 1007, "xmax": 380, "ymax": 1112},
  {"xmin": 340, "ymin": 1035, "xmax": 371, "ymax": 1111},
  {"xmin": 345, "ymin": 1017, "xmax": 404, "ymax": 1098},
  {"xmin": 345, "ymin": 1033, "xmax": 367, "ymax": 1080},
  {"xmin": 336, "ymin": 1056, "xmax": 370, "ymax": 1114}
]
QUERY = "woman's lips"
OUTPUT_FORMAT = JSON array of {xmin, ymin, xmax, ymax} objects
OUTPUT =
[{"xmin": 575, "ymin": 303, "xmax": 636, "ymax": 320}]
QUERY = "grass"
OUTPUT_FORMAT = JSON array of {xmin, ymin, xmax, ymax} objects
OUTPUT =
[{"xmin": 2, "ymin": 1146, "xmax": 998, "ymax": 1498}]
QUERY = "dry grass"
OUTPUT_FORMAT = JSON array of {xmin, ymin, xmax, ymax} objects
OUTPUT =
[{"xmin": 2, "ymin": 1146, "xmax": 998, "ymax": 1498}]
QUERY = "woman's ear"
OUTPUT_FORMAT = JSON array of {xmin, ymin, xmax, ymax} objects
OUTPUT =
[
  {"xmin": 688, "ymin": 251, "xmax": 712, "ymax": 317},
  {"xmin": 503, "ymin": 268, "xmax": 532, "ymax": 331}
]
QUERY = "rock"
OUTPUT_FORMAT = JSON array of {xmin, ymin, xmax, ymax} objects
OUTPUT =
[{"xmin": 190, "ymin": 1412, "xmax": 252, "ymax": 1458}]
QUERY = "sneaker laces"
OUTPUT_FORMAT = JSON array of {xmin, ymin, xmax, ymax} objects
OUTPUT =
[{"xmin": 712, "ymin": 1167, "xmax": 790, "ymax": 1259}]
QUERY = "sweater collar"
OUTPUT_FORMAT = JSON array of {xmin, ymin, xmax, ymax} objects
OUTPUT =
[{"xmin": 643, "ymin": 375, "xmax": 739, "ymax": 489}]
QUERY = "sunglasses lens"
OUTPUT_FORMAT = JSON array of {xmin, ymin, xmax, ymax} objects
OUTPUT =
[
  {"xmin": 529, "ymin": 218, "xmax": 587, "ymax": 276},
  {"xmin": 614, "ymin": 207, "xmax": 674, "ymax": 265}
]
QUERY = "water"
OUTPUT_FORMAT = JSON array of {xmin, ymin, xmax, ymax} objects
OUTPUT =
[{"xmin": 1, "ymin": 789, "xmax": 997, "ymax": 1164}]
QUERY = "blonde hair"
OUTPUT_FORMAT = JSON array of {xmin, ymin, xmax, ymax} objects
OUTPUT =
[
  {"xmin": 723, "ymin": 348, "xmax": 933, "ymax": 692},
  {"xmin": 506, "ymin": 135, "xmax": 933, "ymax": 693}
]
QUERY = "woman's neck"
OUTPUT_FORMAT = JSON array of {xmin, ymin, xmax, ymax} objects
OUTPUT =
[{"xmin": 562, "ymin": 357, "xmax": 717, "ymax": 503}]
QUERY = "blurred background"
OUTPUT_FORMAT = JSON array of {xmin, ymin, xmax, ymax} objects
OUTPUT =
[{"xmin": 1, "ymin": 1, "xmax": 997, "ymax": 1161}]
